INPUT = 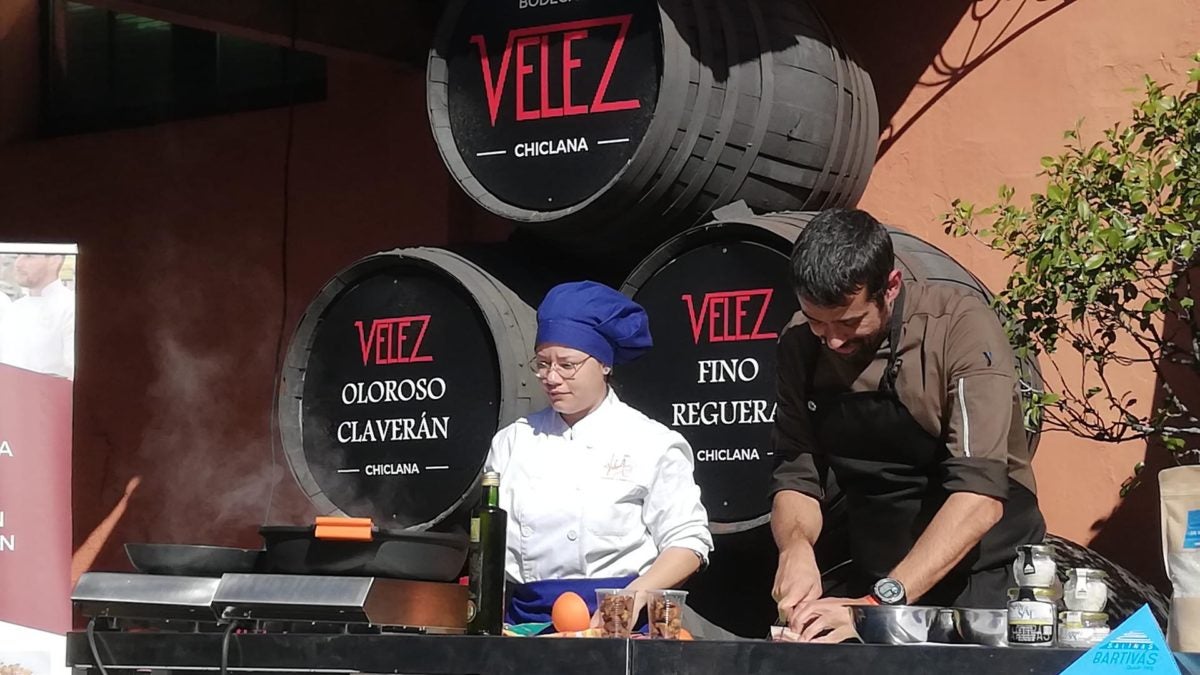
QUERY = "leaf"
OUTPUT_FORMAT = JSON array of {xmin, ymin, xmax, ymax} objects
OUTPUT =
[
  {"xmin": 1077, "ymin": 200, "xmax": 1092, "ymax": 221},
  {"xmin": 1165, "ymin": 221, "xmax": 1187, "ymax": 236},
  {"xmin": 1046, "ymin": 184, "xmax": 1066, "ymax": 203},
  {"xmin": 1084, "ymin": 253, "xmax": 1105, "ymax": 270}
]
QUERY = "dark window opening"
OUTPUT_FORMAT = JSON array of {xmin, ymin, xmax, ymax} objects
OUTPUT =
[{"xmin": 40, "ymin": 1, "xmax": 326, "ymax": 136}]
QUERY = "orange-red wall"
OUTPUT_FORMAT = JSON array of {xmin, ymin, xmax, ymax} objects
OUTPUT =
[
  {"xmin": 0, "ymin": 0, "xmax": 1197, "ymax": 590},
  {"xmin": 816, "ymin": 0, "xmax": 1200, "ymax": 588}
]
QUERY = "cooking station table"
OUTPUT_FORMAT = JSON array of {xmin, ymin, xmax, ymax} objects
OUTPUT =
[{"xmin": 65, "ymin": 632, "xmax": 1200, "ymax": 675}]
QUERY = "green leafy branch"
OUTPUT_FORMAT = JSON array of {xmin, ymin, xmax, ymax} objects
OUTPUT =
[{"xmin": 944, "ymin": 53, "xmax": 1200, "ymax": 470}]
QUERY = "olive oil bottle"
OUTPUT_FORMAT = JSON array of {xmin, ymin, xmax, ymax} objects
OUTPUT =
[{"xmin": 467, "ymin": 471, "xmax": 506, "ymax": 635}]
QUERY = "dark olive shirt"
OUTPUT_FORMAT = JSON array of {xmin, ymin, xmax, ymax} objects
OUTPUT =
[{"xmin": 769, "ymin": 280, "xmax": 1037, "ymax": 502}]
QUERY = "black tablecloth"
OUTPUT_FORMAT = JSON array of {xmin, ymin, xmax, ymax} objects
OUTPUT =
[{"xmin": 66, "ymin": 632, "xmax": 1200, "ymax": 675}]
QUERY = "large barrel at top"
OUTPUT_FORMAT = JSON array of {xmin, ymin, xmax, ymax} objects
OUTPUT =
[
  {"xmin": 278, "ymin": 247, "xmax": 550, "ymax": 532},
  {"xmin": 617, "ymin": 206, "xmax": 1044, "ymax": 636},
  {"xmin": 427, "ymin": 0, "xmax": 878, "ymax": 250}
]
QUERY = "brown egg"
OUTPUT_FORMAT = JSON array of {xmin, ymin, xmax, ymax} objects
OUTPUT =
[{"xmin": 551, "ymin": 591, "xmax": 592, "ymax": 633}]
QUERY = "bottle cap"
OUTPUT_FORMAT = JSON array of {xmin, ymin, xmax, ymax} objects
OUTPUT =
[{"xmin": 482, "ymin": 471, "xmax": 500, "ymax": 487}]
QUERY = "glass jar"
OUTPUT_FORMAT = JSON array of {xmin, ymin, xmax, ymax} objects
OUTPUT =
[
  {"xmin": 1007, "ymin": 587, "xmax": 1056, "ymax": 647},
  {"xmin": 1064, "ymin": 568, "xmax": 1108, "ymax": 612},
  {"xmin": 1058, "ymin": 611, "xmax": 1110, "ymax": 648},
  {"xmin": 1012, "ymin": 544, "xmax": 1057, "ymax": 587}
]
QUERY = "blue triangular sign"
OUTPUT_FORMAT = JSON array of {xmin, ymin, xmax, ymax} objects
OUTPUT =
[{"xmin": 1059, "ymin": 604, "xmax": 1181, "ymax": 675}]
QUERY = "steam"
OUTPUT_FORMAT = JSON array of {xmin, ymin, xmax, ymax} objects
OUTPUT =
[
  {"xmin": 137, "ymin": 332, "xmax": 290, "ymax": 544},
  {"xmin": 132, "ymin": 232, "xmax": 309, "ymax": 547}
]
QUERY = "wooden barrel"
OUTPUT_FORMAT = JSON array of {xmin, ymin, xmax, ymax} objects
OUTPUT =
[
  {"xmin": 427, "ymin": 0, "xmax": 877, "ymax": 250},
  {"xmin": 618, "ymin": 206, "xmax": 1044, "ymax": 636},
  {"xmin": 278, "ymin": 247, "xmax": 550, "ymax": 531}
]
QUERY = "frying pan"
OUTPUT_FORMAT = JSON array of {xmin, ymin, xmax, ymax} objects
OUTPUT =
[
  {"xmin": 125, "ymin": 543, "xmax": 263, "ymax": 577},
  {"xmin": 258, "ymin": 525, "xmax": 468, "ymax": 581}
]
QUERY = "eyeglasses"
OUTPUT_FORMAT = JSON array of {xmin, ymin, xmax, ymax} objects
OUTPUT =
[{"xmin": 528, "ymin": 355, "xmax": 593, "ymax": 380}]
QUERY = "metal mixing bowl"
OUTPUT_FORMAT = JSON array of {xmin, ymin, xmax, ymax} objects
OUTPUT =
[
  {"xmin": 851, "ymin": 605, "xmax": 939, "ymax": 644},
  {"xmin": 852, "ymin": 606, "xmax": 1008, "ymax": 646}
]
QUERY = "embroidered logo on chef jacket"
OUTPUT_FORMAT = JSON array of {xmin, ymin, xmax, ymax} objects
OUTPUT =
[{"xmin": 603, "ymin": 453, "xmax": 633, "ymax": 479}]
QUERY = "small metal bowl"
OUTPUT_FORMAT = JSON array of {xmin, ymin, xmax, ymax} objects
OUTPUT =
[{"xmin": 851, "ymin": 605, "xmax": 939, "ymax": 644}]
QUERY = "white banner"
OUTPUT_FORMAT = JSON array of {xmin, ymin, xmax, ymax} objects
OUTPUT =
[{"xmin": 0, "ymin": 244, "xmax": 78, "ymax": 674}]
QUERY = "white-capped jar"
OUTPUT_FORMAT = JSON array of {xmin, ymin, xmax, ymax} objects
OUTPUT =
[
  {"xmin": 1064, "ymin": 568, "xmax": 1108, "ymax": 612},
  {"xmin": 1012, "ymin": 544, "xmax": 1057, "ymax": 587}
]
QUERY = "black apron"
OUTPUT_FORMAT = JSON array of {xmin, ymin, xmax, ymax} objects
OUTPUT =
[{"xmin": 805, "ymin": 291, "xmax": 1046, "ymax": 609}]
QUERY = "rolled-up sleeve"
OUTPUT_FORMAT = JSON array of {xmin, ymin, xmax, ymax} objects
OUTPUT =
[
  {"xmin": 941, "ymin": 297, "xmax": 1015, "ymax": 500},
  {"xmin": 643, "ymin": 434, "xmax": 714, "ymax": 563},
  {"xmin": 769, "ymin": 325, "xmax": 826, "ymax": 501}
]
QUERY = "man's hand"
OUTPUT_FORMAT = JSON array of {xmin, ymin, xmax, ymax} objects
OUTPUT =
[
  {"xmin": 787, "ymin": 596, "xmax": 872, "ymax": 643},
  {"xmin": 770, "ymin": 490, "xmax": 825, "ymax": 622},
  {"xmin": 772, "ymin": 542, "xmax": 822, "ymax": 623}
]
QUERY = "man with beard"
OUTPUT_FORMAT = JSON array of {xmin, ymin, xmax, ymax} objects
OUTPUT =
[{"xmin": 768, "ymin": 209, "xmax": 1046, "ymax": 642}]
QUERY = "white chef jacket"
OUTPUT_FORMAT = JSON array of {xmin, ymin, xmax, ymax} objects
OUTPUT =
[
  {"xmin": 485, "ymin": 389, "xmax": 714, "ymax": 584},
  {"xmin": 0, "ymin": 280, "xmax": 76, "ymax": 379}
]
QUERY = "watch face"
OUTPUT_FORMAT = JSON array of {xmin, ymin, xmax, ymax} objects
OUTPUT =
[{"xmin": 874, "ymin": 578, "xmax": 905, "ymax": 605}]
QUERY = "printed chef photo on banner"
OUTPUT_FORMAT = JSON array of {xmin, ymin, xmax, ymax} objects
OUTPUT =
[{"xmin": 0, "ymin": 249, "xmax": 77, "ymax": 380}]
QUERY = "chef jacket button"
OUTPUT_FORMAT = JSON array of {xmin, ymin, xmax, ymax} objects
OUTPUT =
[
  {"xmin": 522, "ymin": 526, "xmax": 533, "ymax": 537},
  {"xmin": 567, "ymin": 530, "xmax": 578, "ymax": 541},
  {"xmin": 807, "ymin": 400, "xmax": 817, "ymax": 412}
]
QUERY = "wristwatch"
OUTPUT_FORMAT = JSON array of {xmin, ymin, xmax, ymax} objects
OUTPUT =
[{"xmin": 871, "ymin": 577, "xmax": 907, "ymax": 606}]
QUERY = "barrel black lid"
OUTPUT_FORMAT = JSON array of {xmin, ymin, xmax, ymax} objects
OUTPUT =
[{"xmin": 279, "ymin": 252, "xmax": 503, "ymax": 530}]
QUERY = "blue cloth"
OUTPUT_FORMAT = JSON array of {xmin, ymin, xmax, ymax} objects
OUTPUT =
[
  {"xmin": 536, "ymin": 281, "xmax": 652, "ymax": 366},
  {"xmin": 506, "ymin": 576, "xmax": 638, "ymax": 627}
]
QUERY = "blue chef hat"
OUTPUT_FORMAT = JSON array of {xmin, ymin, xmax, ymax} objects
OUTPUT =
[{"xmin": 535, "ymin": 281, "xmax": 653, "ymax": 366}]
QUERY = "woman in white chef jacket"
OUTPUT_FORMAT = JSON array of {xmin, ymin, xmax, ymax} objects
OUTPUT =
[{"xmin": 486, "ymin": 281, "xmax": 714, "ymax": 628}]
